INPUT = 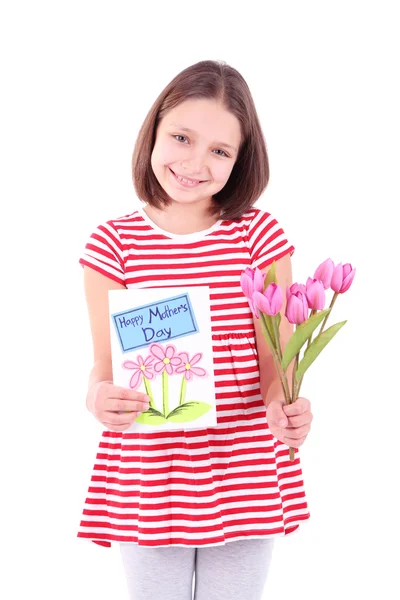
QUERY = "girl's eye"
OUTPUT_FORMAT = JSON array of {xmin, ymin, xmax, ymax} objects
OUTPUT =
[
  {"xmin": 173, "ymin": 135, "xmax": 188, "ymax": 143},
  {"xmin": 172, "ymin": 135, "xmax": 229, "ymax": 157},
  {"xmin": 213, "ymin": 149, "xmax": 228, "ymax": 158}
]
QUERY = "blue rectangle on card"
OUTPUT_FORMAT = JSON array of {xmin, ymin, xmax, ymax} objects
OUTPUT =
[{"xmin": 111, "ymin": 293, "xmax": 199, "ymax": 353}]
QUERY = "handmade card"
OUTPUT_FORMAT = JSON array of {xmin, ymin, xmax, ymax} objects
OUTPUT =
[{"xmin": 108, "ymin": 287, "xmax": 217, "ymax": 431}]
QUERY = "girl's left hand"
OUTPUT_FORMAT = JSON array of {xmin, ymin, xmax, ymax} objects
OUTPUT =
[{"xmin": 266, "ymin": 397, "xmax": 313, "ymax": 448}]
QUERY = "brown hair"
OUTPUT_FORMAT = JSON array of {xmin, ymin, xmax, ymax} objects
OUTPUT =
[{"xmin": 132, "ymin": 60, "xmax": 269, "ymax": 220}]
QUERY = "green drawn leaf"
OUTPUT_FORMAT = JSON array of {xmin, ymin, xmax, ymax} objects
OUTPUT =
[
  {"xmin": 136, "ymin": 407, "xmax": 167, "ymax": 425},
  {"xmin": 281, "ymin": 309, "xmax": 331, "ymax": 372},
  {"xmin": 167, "ymin": 401, "xmax": 212, "ymax": 423},
  {"xmin": 295, "ymin": 320, "xmax": 347, "ymax": 381},
  {"xmin": 264, "ymin": 261, "xmax": 277, "ymax": 290}
]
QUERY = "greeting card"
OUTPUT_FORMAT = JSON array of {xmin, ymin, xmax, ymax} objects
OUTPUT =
[{"xmin": 108, "ymin": 287, "xmax": 217, "ymax": 431}]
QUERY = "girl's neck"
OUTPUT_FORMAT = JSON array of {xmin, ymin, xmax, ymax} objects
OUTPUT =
[{"xmin": 143, "ymin": 201, "xmax": 221, "ymax": 235}]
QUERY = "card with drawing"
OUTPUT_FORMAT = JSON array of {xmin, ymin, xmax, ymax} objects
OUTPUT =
[{"xmin": 108, "ymin": 287, "xmax": 217, "ymax": 431}]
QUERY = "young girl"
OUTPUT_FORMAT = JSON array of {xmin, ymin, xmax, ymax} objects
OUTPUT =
[{"xmin": 78, "ymin": 60, "xmax": 313, "ymax": 600}]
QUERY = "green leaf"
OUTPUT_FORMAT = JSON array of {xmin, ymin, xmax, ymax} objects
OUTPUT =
[
  {"xmin": 281, "ymin": 309, "xmax": 331, "ymax": 372},
  {"xmin": 136, "ymin": 407, "xmax": 167, "ymax": 425},
  {"xmin": 260, "ymin": 314, "xmax": 277, "ymax": 351},
  {"xmin": 295, "ymin": 320, "xmax": 347, "ymax": 381},
  {"xmin": 264, "ymin": 261, "xmax": 277, "ymax": 290},
  {"xmin": 167, "ymin": 401, "xmax": 212, "ymax": 423}
]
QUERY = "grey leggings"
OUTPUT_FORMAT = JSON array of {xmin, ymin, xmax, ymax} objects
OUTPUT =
[{"xmin": 120, "ymin": 537, "xmax": 274, "ymax": 600}]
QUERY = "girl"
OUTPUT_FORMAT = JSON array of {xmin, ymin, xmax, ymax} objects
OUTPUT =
[{"xmin": 78, "ymin": 60, "xmax": 313, "ymax": 600}]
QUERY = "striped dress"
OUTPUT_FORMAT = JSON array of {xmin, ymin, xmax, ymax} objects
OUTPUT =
[{"xmin": 78, "ymin": 205, "xmax": 310, "ymax": 548}]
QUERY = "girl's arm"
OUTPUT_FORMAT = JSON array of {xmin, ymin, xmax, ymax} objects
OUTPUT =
[
  {"xmin": 82, "ymin": 266, "xmax": 150, "ymax": 429},
  {"xmin": 253, "ymin": 253, "xmax": 295, "ymax": 408},
  {"xmin": 83, "ymin": 265, "xmax": 126, "ymax": 412}
]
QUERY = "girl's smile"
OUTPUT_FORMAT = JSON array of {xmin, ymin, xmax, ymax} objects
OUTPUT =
[{"xmin": 169, "ymin": 167, "xmax": 208, "ymax": 188}]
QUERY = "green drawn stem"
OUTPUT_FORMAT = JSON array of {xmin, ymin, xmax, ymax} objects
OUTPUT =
[
  {"xmin": 143, "ymin": 377, "xmax": 155, "ymax": 409},
  {"xmin": 179, "ymin": 376, "xmax": 187, "ymax": 406},
  {"xmin": 162, "ymin": 371, "xmax": 169, "ymax": 416}
]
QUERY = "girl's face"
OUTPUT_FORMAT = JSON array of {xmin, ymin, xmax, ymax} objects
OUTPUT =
[{"xmin": 150, "ymin": 98, "xmax": 242, "ymax": 209}]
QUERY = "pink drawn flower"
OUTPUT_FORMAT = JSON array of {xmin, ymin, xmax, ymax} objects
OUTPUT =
[
  {"xmin": 122, "ymin": 354, "xmax": 154, "ymax": 389},
  {"xmin": 176, "ymin": 352, "xmax": 207, "ymax": 381},
  {"xmin": 149, "ymin": 343, "xmax": 182, "ymax": 375}
]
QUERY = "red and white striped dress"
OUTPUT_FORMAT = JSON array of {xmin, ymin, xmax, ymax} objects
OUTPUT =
[{"xmin": 78, "ymin": 205, "xmax": 310, "ymax": 548}]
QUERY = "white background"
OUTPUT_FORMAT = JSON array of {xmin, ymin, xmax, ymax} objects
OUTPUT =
[{"xmin": 1, "ymin": 1, "xmax": 398, "ymax": 598}]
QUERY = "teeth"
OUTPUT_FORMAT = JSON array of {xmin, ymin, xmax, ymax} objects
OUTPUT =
[{"xmin": 176, "ymin": 173, "xmax": 200, "ymax": 184}]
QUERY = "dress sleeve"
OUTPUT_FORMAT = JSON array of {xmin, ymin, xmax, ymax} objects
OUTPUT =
[
  {"xmin": 248, "ymin": 209, "xmax": 295, "ymax": 271},
  {"xmin": 79, "ymin": 220, "xmax": 125, "ymax": 285}
]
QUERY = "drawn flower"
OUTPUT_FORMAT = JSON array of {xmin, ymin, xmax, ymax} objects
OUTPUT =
[
  {"xmin": 122, "ymin": 355, "xmax": 155, "ymax": 389},
  {"xmin": 149, "ymin": 343, "xmax": 182, "ymax": 375},
  {"xmin": 176, "ymin": 352, "xmax": 207, "ymax": 381}
]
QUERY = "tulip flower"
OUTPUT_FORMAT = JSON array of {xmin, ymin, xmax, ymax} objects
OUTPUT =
[
  {"xmin": 253, "ymin": 283, "xmax": 283, "ymax": 316},
  {"xmin": 240, "ymin": 267, "xmax": 266, "ymax": 317},
  {"xmin": 240, "ymin": 259, "xmax": 354, "ymax": 462},
  {"xmin": 331, "ymin": 263, "xmax": 356, "ymax": 294},
  {"xmin": 314, "ymin": 258, "xmax": 334, "ymax": 289},
  {"xmin": 306, "ymin": 278, "xmax": 325, "ymax": 311},
  {"xmin": 286, "ymin": 282, "xmax": 307, "ymax": 300},
  {"xmin": 240, "ymin": 267, "xmax": 266, "ymax": 298},
  {"xmin": 285, "ymin": 291, "xmax": 309, "ymax": 324}
]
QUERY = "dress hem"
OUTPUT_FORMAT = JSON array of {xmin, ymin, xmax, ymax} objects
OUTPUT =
[{"xmin": 77, "ymin": 514, "xmax": 310, "ymax": 549}]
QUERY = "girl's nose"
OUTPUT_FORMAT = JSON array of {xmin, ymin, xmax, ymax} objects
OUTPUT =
[{"xmin": 182, "ymin": 149, "xmax": 208, "ymax": 175}]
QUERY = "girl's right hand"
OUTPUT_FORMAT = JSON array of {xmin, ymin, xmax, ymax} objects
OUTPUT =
[{"xmin": 87, "ymin": 381, "xmax": 150, "ymax": 432}]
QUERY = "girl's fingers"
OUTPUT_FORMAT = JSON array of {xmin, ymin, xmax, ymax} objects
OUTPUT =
[
  {"xmin": 109, "ymin": 386, "xmax": 150, "ymax": 403},
  {"xmin": 103, "ymin": 422, "xmax": 133, "ymax": 432},
  {"xmin": 284, "ymin": 423, "xmax": 311, "ymax": 439},
  {"xmin": 108, "ymin": 399, "xmax": 150, "ymax": 413},
  {"xmin": 286, "ymin": 412, "xmax": 313, "ymax": 428},
  {"xmin": 103, "ymin": 411, "xmax": 143, "ymax": 426},
  {"xmin": 283, "ymin": 435, "xmax": 308, "ymax": 446}
]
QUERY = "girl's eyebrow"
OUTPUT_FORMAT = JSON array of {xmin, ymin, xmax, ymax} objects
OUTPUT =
[{"xmin": 169, "ymin": 123, "xmax": 238, "ymax": 153}]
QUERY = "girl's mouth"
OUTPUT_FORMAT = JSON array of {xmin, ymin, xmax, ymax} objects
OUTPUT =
[{"xmin": 169, "ymin": 168, "xmax": 207, "ymax": 188}]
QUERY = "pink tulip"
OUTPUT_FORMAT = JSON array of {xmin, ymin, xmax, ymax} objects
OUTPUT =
[
  {"xmin": 331, "ymin": 263, "xmax": 356, "ymax": 293},
  {"xmin": 306, "ymin": 277, "xmax": 325, "ymax": 310},
  {"xmin": 253, "ymin": 283, "xmax": 283, "ymax": 316},
  {"xmin": 314, "ymin": 258, "xmax": 334, "ymax": 289},
  {"xmin": 240, "ymin": 267, "xmax": 267, "ymax": 318},
  {"xmin": 240, "ymin": 267, "xmax": 266, "ymax": 299},
  {"xmin": 286, "ymin": 291, "xmax": 309, "ymax": 324},
  {"xmin": 286, "ymin": 282, "xmax": 307, "ymax": 300}
]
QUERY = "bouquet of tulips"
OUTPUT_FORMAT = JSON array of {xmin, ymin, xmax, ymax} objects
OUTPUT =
[{"xmin": 241, "ymin": 259, "xmax": 356, "ymax": 460}]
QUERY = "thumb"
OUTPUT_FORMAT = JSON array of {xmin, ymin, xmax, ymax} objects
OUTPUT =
[{"xmin": 268, "ymin": 399, "xmax": 288, "ymax": 428}]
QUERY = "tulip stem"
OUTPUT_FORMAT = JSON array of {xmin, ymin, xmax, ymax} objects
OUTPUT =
[
  {"xmin": 272, "ymin": 315, "xmax": 283, "ymax": 362},
  {"xmin": 292, "ymin": 351, "xmax": 299, "ymax": 401},
  {"xmin": 318, "ymin": 293, "xmax": 338, "ymax": 335},
  {"xmin": 261, "ymin": 313, "xmax": 295, "ymax": 462},
  {"xmin": 260, "ymin": 314, "xmax": 291, "ymax": 404}
]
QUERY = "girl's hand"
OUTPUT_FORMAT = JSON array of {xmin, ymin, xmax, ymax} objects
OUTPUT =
[
  {"xmin": 87, "ymin": 381, "xmax": 150, "ymax": 432},
  {"xmin": 266, "ymin": 396, "xmax": 313, "ymax": 449}
]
